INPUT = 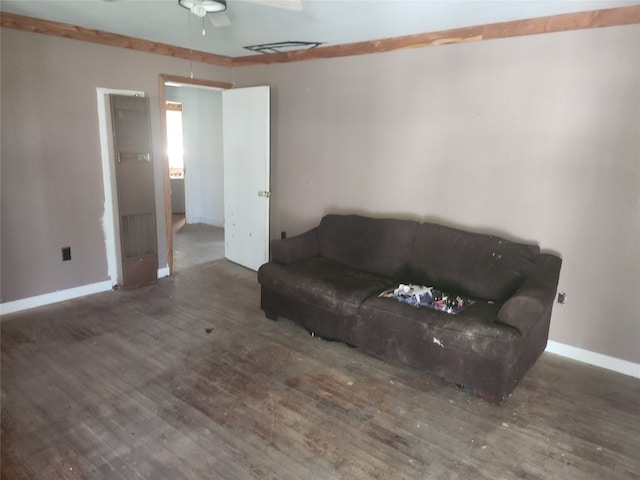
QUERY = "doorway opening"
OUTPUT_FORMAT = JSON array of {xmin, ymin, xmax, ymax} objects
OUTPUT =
[
  {"xmin": 166, "ymin": 99, "xmax": 224, "ymax": 269},
  {"xmin": 159, "ymin": 74, "xmax": 271, "ymax": 275},
  {"xmin": 160, "ymin": 75, "xmax": 232, "ymax": 273}
]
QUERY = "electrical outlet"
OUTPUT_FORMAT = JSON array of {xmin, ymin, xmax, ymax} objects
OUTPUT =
[{"xmin": 62, "ymin": 246, "xmax": 71, "ymax": 262}]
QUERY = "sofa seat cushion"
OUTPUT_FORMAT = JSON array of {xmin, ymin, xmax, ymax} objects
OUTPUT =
[
  {"xmin": 318, "ymin": 214, "xmax": 418, "ymax": 279},
  {"xmin": 355, "ymin": 296, "xmax": 521, "ymax": 396},
  {"xmin": 358, "ymin": 295, "xmax": 517, "ymax": 344},
  {"xmin": 408, "ymin": 223, "xmax": 540, "ymax": 302},
  {"xmin": 353, "ymin": 298, "xmax": 522, "ymax": 390},
  {"xmin": 258, "ymin": 257, "xmax": 395, "ymax": 317}
]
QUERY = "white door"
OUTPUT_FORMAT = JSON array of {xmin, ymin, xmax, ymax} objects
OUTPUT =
[{"xmin": 222, "ymin": 86, "xmax": 270, "ymax": 271}]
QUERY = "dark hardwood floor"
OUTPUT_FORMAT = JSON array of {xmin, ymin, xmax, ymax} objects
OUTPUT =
[{"xmin": 1, "ymin": 260, "xmax": 639, "ymax": 479}]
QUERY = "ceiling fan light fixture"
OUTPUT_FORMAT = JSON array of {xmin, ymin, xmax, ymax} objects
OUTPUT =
[{"xmin": 178, "ymin": 0, "xmax": 227, "ymax": 17}]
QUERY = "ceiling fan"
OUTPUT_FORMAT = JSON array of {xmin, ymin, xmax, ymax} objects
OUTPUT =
[{"xmin": 178, "ymin": 0, "xmax": 303, "ymax": 29}]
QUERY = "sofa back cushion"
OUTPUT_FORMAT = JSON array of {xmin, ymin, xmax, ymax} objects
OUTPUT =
[
  {"xmin": 318, "ymin": 214, "xmax": 418, "ymax": 279},
  {"xmin": 408, "ymin": 223, "xmax": 540, "ymax": 302}
]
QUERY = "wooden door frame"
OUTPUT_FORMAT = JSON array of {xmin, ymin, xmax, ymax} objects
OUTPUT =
[{"xmin": 158, "ymin": 74, "xmax": 233, "ymax": 274}]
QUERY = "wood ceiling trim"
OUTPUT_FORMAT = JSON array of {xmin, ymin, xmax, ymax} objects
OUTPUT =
[
  {"xmin": 483, "ymin": 4, "xmax": 640, "ymax": 40},
  {"xmin": 0, "ymin": 12, "xmax": 233, "ymax": 67},
  {"xmin": 1, "ymin": 5, "xmax": 639, "ymax": 69},
  {"xmin": 232, "ymin": 27, "xmax": 486, "ymax": 66},
  {"xmin": 234, "ymin": 5, "xmax": 640, "ymax": 66},
  {"xmin": 160, "ymin": 74, "xmax": 233, "ymax": 90}
]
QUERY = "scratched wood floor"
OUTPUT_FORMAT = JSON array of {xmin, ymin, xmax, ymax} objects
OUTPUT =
[{"xmin": 2, "ymin": 259, "xmax": 639, "ymax": 480}]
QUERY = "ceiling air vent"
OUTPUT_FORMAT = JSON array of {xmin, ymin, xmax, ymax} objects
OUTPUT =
[{"xmin": 244, "ymin": 41, "xmax": 323, "ymax": 54}]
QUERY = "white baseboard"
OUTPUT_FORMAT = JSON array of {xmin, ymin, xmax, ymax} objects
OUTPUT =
[
  {"xmin": 1, "ymin": 267, "xmax": 171, "ymax": 316},
  {"xmin": 546, "ymin": 340, "xmax": 640, "ymax": 379},
  {"xmin": 0, "ymin": 280, "xmax": 114, "ymax": 317}
]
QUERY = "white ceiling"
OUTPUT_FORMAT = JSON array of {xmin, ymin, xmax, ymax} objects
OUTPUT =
[{"xmin": 1, "ymin": 0, "xmax": 637, "ymax": 58}]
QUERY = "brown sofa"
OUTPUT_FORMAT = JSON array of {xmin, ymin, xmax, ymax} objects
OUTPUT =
[{"xmin": 257, "ymin": 214, "xmax": 562, "ymax": 403}]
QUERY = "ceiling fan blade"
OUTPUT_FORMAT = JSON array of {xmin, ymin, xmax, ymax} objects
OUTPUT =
[
  {"xmin": 210, "ymin": 11, "xmax": 231, "ymax": 27},
  {"xmin": 246, "ymin": 0, "xmax": 303, "ymax": 12}
]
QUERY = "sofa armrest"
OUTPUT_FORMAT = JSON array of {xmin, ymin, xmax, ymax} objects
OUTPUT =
[
  {"xmin": 270, "ymin": 227, "xmax": 319, "ymax": 264},
  {"xmin": 497, "ymin": 254, "xmax": 562, "ymax": 336}
]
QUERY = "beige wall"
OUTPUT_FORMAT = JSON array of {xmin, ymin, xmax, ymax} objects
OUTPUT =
[
  {"xmin": 0, "ymin": 28, "xmax": 231, "ymax": 301},
  {"xmin": 231, "ymin": 25, "xmax": 640, "ymax": 364},
  {"xmin": 1, "ymin": 24, "xmax": 638, "ymax": 365}
]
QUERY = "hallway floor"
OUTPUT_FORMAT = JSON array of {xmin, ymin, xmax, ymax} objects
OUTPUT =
[{"xmin": 172, "ymin": 215, "xmax": 225, "ymax": 270}]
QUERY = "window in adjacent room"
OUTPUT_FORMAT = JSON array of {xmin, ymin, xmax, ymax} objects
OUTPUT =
[{"xmin": 166, "ymin": 102, "xmax": 184, "ymax": 178}]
